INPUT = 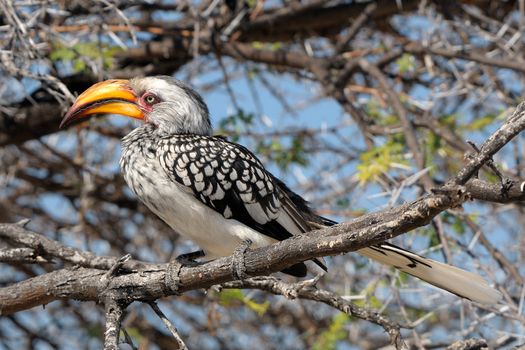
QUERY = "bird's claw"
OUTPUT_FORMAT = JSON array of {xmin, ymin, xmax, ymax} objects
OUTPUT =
[
  {"xmin": 166, "ymin": 250, "xmax": 205, "ymax": 294},
  {"xmin": 175, "ymin": 250, "xmax": 205, "ymax": 266},
  {"xmin": 500, "ymin": 178, "xmax": 513, "ymax": 198}
]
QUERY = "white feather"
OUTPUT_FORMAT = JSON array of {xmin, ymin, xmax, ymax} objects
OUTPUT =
[{"xmin": 358, "ymin": 245, "xmax": 502, "ymax": 305}]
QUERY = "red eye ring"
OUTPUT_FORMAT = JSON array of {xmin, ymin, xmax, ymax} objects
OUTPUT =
[{"xmin": 142, "ymin": 93, "xmax": 160, "ymax": 106}]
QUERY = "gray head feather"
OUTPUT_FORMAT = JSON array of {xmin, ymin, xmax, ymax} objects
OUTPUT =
[{"xmin": 130, "ymin": 76, "xmax": 212, "ymax": 135}]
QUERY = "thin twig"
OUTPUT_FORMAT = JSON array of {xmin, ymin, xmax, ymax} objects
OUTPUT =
[
  {"xmin": 148, "ymin": 302, "xmax": 188, "ymax": 350},
  {"xmin": 220, "ymin": 276, "xmax": 407, "ymax": 349}
]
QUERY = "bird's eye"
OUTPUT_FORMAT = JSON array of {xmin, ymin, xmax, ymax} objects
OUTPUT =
[{"xmin": 143, "ymin": 93, "xmax": 159, "ymax": 106}]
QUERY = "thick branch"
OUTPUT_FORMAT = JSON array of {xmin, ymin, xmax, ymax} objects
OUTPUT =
[
  {"xmin": 0, "ymin": 221, "xmax": 153, "ymax": 271},
  {"xmin": 465, "ymin": 178, "xmax": 525, "ymax": 203},
  {"xmin": 0, "ymin": 187, "xmax": 487, "ymax": 315}
]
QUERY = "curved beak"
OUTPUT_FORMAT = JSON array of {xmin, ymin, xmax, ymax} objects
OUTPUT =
[{"xmin": 60, "ymin": 79, "xmax": 144, "ymax": 128}]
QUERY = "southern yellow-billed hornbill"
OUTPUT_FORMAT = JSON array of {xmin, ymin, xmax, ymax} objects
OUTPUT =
[{"xmin": 61, "ymin": 76, "xmax": 501, "ymax": 304}]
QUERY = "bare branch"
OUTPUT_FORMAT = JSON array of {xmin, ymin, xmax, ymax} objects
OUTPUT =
[
  {"xmin": 0, "ymin": 248, "xmax": 49, "ymax": 264},
  {"xmin": 221, "ymin": 276, "xmax": 406, "ymax": 349},
  {"xmin": 103, "ymin": 297, "xmax": 126, "ymax": 350},
  {"xmin": 446, "ymin": 338, "xmax": 487, "ymax": 350},
  {"xmin": 148, "ymin": 302, "xmax": 188, "ymax": 350}
]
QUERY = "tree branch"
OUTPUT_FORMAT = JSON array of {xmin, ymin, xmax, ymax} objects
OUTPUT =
[
  {"xmin": 220, "ymin": 276, "xmax": 406, "ymax": 348},
  {"xmin": 103, "ymin": 297, "xmax": 126, "ymax": 350}
]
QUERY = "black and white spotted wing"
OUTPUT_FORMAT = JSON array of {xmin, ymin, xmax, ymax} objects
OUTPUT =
[{"xmin": 158, "ymin": 134, "xmax": 303, "ymax": 242}]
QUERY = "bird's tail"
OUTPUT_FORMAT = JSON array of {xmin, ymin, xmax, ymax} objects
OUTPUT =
[{"xmin": 358, "ymin": 243, "xmax": 502, "ymax": 304}]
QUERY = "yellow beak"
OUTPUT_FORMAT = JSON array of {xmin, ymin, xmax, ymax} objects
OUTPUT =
[{"xmin": 60, "ymin": 79, "xmax": 144, "ymax": 128}]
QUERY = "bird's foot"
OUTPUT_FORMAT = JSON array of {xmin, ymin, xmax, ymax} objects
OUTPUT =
[
  {"xmin": 175, "ymin": 250, "xmax": 205, "ymax": 266},
  {"xmin": 232, "ymin": 239, "xmax": 252, "ymax": 280},
  {"xmin": 166, "ymin": 250, "xmax": 205, "ymax": 294}
]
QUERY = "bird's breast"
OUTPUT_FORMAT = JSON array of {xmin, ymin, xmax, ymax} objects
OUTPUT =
[{"xmin": 119, "ymin": 136, "xmax": 276, "ymax": 258}]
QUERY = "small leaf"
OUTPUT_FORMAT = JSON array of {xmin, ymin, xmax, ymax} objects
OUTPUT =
[
  {"xmin": 336, "ymin": 198, "xmax": 350, "ymax": 209},
  {"xmin": 73, "ymin": 59, "xmax": 86, "ymax": 73},
  {"xmin": 217, "ymin": 289, "xmax": 269, "ymax": 316},
  {"xmin": 396, "ymin": 53, "xmax": 415, "ymax": 73},
  {"xmin": 356, "ymin": 141, "xmax": 407, "ymax": 185},
  {"xmin": 312, "ymin": 313, "xmax": 351, "ymax": 350},
  {"xmin": 464, "ymin": 114, "xmax": 496, "ymax": 131},
  {"xmin": 122, "ymin": 327, "xmax": 142, "ymax": 343}
]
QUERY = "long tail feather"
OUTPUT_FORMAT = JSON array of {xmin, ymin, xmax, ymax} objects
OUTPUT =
[{"xmin": 358, "ymin": 243, "xmax": 502, "ymax": 305}]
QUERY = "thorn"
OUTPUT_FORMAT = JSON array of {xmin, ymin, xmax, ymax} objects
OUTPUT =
[
  {"xmin": 466, "ymin": 140, "xmax": 479, "ymax": 152},
  {"xmin": 16, "ymin": 218, "xmax": 31, "ymax": 227},
  {"xmin": 105, "ymin": 254, "xmax": 131, "ymax": 280},
  {"xmin": 306, "ymin": 273, "xmax": 325, "ymax": 287},
  {"xmin": 467, "ymin": 140, "xmax": 507, "ymax": 183},
  {"xmin": 279, "ymin": 274, "xmax": 324, "ymax": 299}
]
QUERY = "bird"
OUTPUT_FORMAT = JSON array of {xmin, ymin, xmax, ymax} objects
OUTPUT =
[{"xmin": 60, "ymin": 76, "xmax": 501, "ymax": 304}]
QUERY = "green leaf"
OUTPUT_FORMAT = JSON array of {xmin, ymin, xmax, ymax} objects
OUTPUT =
[
  {"xmin": 247, "ymin": 68, "xmax": 259, "ymax": 80},
  {"xmin": 312, "ymin": 313, "xmax": 351, "ymax": 350},
  {"xmin": 251, "ymin": 41, "xmax": 282, "ymax": 51},
  {"xmin": 397, "ymin": 271, "xmax": 409, "ymax": 284},
  {"xmin": 244, "ymin": 299, "xmax": 270, "ymax": 317},
  {"xmin": 438, "ymin": 114, "xmax": 458, "ymax": 129},
  {"xmin": 365, "ymin": 100, "xmax": 381, "ymax": 119},
  {"xmin": 442, "ymin": 212, "xmax": 466, "ymax": 235},
  {"xmin": 122, "ymin": 327, "xmax": 142, "ymax": 343},
  {"xmin": 379, "ymin": 114, "xmax": 400, "ymax": 126},
  {"xmin": 72, "ymin": 59, "xmax": 86, "ymax": 73},
  {"xmin": 217, "ymin": 109, "xmax": 255, "ymax": 140},
  {"xmin": 87, "ymin": 323, "xmax": 103, "ymax": 338},
  {"xmin": 356, "ymin": 141, "xmax": 407, "ymax": 185},
  {"xmin": 396, "ymin": 53, "xmax": 415, "ymax": 73},
  {"xmin": 251, "ymin": 41, "xmax": 264, "ymax": 50},
  {"xmin": 336, "ymin": 198, "xmax": 350, "ymax": 209},
  {"xmin": 49, "ymin": 47, "xmax": 76, "ymax": 61},
  {"xmin": 218, "ymin": 288, "xmax": 245, "ymax": 305},
  {"xmin": 217, "ymin": 289, "xmax": 269, "ymax": 317},
  {"xmin": 49, "ymin": 41, "xmax": 122, "ymax": 73},
  {"xmin": 451, "ymin": 216, "xmax": 466, "ymax": 235},
  {"xmin": 419, "ymin": 226, "xmax": 439, "ymax": 246},
  {"xmin": 256, "ymin": 134, "xmax": 309, "ymax": 170},
  {"xmin": 464, "ymin": 114, "xmax": 496, "ymax": 131}
]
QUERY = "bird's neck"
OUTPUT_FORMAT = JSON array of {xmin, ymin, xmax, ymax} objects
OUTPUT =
[
  {"xmin": 122, "ymin": 123, "xmax": 211, "ymax": 146},
  {"xmin": 146, "ymin": 107, "xmax": 212, "ymax": 136},
  {"xmin": 121, "ymin": 124, "xmax": 153, "ymax": 148}
]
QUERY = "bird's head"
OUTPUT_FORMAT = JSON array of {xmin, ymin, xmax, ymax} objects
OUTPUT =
[{"xmin": 60, "ymin": 76, "xmax": 211, "ymax": 135}]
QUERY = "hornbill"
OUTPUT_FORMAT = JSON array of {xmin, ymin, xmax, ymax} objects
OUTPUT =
[{"xmin": 61, "ymin": 76, "xmax": 501, "ymax": 304}]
